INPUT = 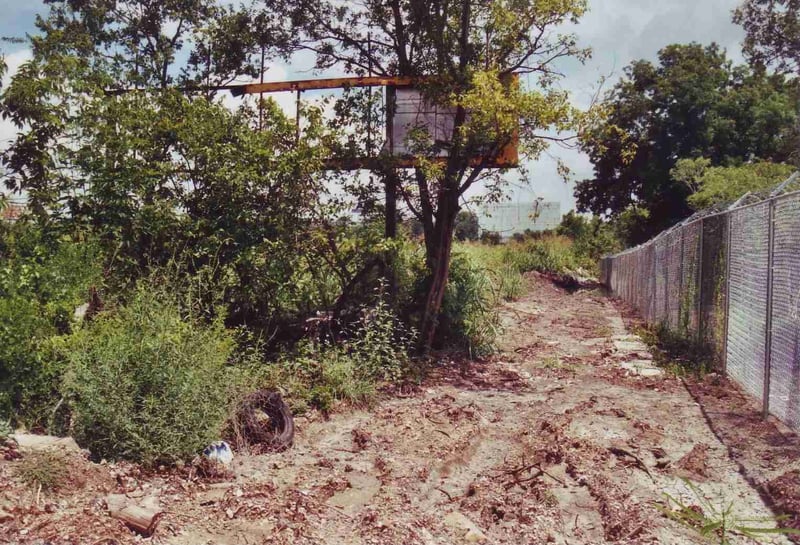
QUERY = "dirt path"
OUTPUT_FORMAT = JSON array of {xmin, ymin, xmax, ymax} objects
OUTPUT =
[{"xmin": 4, "ymin": 273, "xmax": 800, "ymax": 544}]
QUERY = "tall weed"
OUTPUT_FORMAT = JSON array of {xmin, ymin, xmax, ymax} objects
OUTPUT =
[
  {"xmin": 60, "ymin": 287, "xmax": 239, "ymax": 466},
  {"xmin": 440, "ymin": 253, "xmax": 501, "ymax": 358},
  {"xmin": 259, "ymin": 294, "xmax": 417, "ymax": 414}
]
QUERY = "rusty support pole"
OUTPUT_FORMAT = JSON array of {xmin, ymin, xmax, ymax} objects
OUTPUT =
[
  {"xmin": 367, "ymin": 32, "xmax": 373, "ymax": 156},
  {"xmin": 385, "ymin": 85, "xmax": 397, "ymax": 240},
  {"xmin": 385, "ymin": 85, "xmax": 398, "ymax": 298},
  {"xmin": 295, "ymin": 90, "xmax": 301, "ymax": 143},
  {"xmin": 258, "ymin": 46, "xmax": 265, "ymax": 131}
]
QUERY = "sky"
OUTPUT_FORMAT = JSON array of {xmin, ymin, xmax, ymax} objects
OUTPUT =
[{"xmin": 0, "ymin": 0, "xmax": 749, "ymax": 211}]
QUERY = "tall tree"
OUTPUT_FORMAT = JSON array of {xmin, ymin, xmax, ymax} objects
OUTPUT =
[
  {"xmin": 0, "ymin": 2, "xmax": 334, "ymax": 334},
  {"xmin": 26, "ymin": 0, "xmax": 292, "ymax": 91},
  {"xmin": 672, "ymin": 158, "xmax": 796, "ymax": 210},
  {"xmin": 734, "ymin": 0, "xmax": 800, "ymax": 73},
  {"xmin": 268, "ymin": 0, "xmax": 591, "ymax": 351},
  {"xmin": 576, "ymin": 43, "xmax": 797, "ymax": 243}
]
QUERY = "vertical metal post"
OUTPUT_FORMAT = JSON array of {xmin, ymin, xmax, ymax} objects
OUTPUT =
[
  {"xmin": 650, "ymin": 245, "xmax": 656, "ymax": 322},
  {"xmin": 763, "ymin": 200, "xmax": 777, "ymax": 419},
  {"xmin": 295, "ymin": 90, "xmax": 301, "ymax": 143},
  {"xmin": 665, "ymin": 240, "xmax": 670, "ymax": 324},
  {"xmin": 385, "ymin": 85, "xmax": 397, "ymax": 240},
  {"xmin": 722, "ymin": 212, "xmax": 733, "ymax": 374},
  {"xmin": 696, "ymin": 219, "xmax": 705, "ymax": 343},
  {"xmin": 384, "ymin": 85, "xmax": 398, "ymax": 299},
  {"xmin": 366, "ymin": 32, "xmax": 373, "ymax": 156},
  {"xmin": 258, "ymin": 46, "xmax": 265, "ymax": 132},
  {"xmin": 678, "ymin": 230, "xmax": 685, "ymax": 332}
]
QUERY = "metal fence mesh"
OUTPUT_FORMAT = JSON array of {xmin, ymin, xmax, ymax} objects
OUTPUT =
[
  {"xmin": 666, "ymin": 230, "xmax": 683, "ymax": 330},
  {"xmin": 682, "ymin": 222, "xmax": 701, "ymax": 335},
  {"xmin": 699, "ymin": 215, "xmax": 728, "ymax": 366},
  {"xmin": 726, "ymin": 202, "xmax": 770, "ymax": 402},
  {"xmin": 603, "ymin": 190, "xmax": 800, "ymax": 430},
  {"xmin": 769, "ymin": 196, "xmax": 800, "ymax": 428}
]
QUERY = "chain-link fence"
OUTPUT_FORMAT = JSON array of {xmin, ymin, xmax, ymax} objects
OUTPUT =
[{"xmin": 601, "ymin": 187, "xmax": 800, "ymax": 427}]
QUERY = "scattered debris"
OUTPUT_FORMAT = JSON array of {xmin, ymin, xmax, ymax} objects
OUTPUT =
[
  {"xmin": 228, "ymin": 389, "xmax": 294, "ymax": 453},
  {"xmin": 202, "ymin": 441, "xmax": 233, "ymax": 465},
  {"xmin": 608, "ymin": 446, "xmax": 654, "ymax": 482},
  {"xmin": 351, "ymin": 428, "xmax": 372, "ymax": 451},
  {"xmin": 674, "ymin": 443, "xmax": 711, "ymax": 481},
  {"xmin": 106, "ymin": 494, "xmax": 164, "ymax": 537},
  {"xmin": 766, "ymin": 470, "xmax": 800, "ymax": 540}
]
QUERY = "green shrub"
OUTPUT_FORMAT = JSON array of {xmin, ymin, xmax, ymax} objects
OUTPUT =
[
  {"xmin": 14, "ymin": 450, "xmax": 69, "ymax": 493},
  {"xmin": 60, "ymin": 287, "xmax": 238, "ymax": 466},
  {"xmin": 479, "ymin": 231, "xmax": 502, "ymax": 245},
  {"xmin": 501, "ymin": 235, "xmax": 586, "ymax": 275},
  {"xmin": 258, "ymin": 295, "xmax": 416, "ymax": 413},
  {"xmin": 350, "ymin": 295, "xmax": 417, "ymax": 382},
  {"xmin": 0, "ymin": 419, "xmax": 11, "ymax": 442},
  {"xmin": 454, "ymin": 211, "xmax": 480, "ymax": 241},
  {"xmin": 440, "ymin": 253, "xmax": 501, "ymax": 357},
  {"xmin": 556, "ymin": 211, "xmax": 622, "ymax": 263},
  {"xmin": 0, "ymin": 224, "xmax": 102, "ymax": 428},
  {"xmin": 267, "ymin": 345, "xmax": 377, "ymax": 413}
]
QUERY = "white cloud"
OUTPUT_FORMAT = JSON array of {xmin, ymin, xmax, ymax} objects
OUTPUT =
[
  {"xmin": 520, "ymin": 0, "xmax": 748, "ymax": 211},
  {"xmin": 3, "ymin": 48, "xmax": 32, "ymax": 76},
  {"xmin": 0, "ymin": 49, "xmax": 32, "ymax": 147}
]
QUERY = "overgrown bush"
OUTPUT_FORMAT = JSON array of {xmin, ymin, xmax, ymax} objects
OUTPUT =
[
  {"xmin": 59, "ymin": 287, "xmax": 240, "ymax": 466},
  {"xmin": 439, "ymin": 253, "xmax": 501, "ymax": 357},
  {"xmin": 260, "ymin": 295, "xmax": 417, "ymax": 413},
  {"xmin": 0, "ymin": 224, "xmax": 101, "ymax": 427},
  {"xmin": 556, "ymin": 211, "xmax": 622, "ymax": 262},
  {"xmin": 479, "ymin": 231, "xmax": 502, "ymax": 245},
  {"xmin": 502, "ymin": 234, "xmax": 585, "ymax": 274}
]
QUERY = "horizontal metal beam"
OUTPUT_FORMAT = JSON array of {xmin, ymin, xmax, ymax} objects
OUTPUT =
[
  {"xmin": 104, "ymin": 76, "xmax": 420, "ymax": 97},
  {"xmin": 230, "ymin": 76, "xmax": 418, "ymax": 96},
  {"xmin": 322, "ymin": 151, "xmax": 519, "ymax": 171}
]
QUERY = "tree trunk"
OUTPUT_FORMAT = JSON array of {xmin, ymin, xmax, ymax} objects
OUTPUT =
[
  {"xmin": 418, "ymin": 192, "xmax": 460, "ymax": 354},
  {"xmin": 384, "ymin": 170, "xmax": 399, "ymax": 298}
]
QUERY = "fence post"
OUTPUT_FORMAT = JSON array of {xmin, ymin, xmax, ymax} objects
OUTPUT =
[
  {"xmin": 678, "ymin": 230, "xmax": 685, "ymax": 331},
  {"xmin": 723, "ymin": 212, "xmax": 732, "ymax": 374},
  {"xmin": 696, "ymin": 218, "xmax": 704, "ymax": 344},
  {"xmin": 665, "ymin": 240, "xmax": 670, "ymax": 324},
  {"xmin": 763, "ymin": 199, "xmax": 776, "ymax": 420}
]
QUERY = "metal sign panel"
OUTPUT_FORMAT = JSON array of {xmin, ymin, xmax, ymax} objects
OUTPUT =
[{"xmin": 390, "ymin": 88, "xmax": 455, "ymax": 156}]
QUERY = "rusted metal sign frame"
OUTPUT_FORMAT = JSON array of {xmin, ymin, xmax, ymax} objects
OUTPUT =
[{"xmin": 230, "ymin": 75, "xmax": 519, "ymax": 169}]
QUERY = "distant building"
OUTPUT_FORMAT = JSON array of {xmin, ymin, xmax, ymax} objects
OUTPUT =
[
  {"xmin": 1, "ymin": 203, "xmax": 25, "ymax": 222},
  {"xmin": 478, "ymin": 201, "xmax": 561, "ymax": 239}
]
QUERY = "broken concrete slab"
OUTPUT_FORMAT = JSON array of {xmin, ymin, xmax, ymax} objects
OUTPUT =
[
  {"xmin": 443, "ymin": 511, "xmax": 488, "ymax": 543},
  {"xmin": 327, "ymin": 472, "xmax": 381, "ymax": 513},
  {"xmin": 11, "ymin": 433, "xmax": 81, "ymax": 453},
  {"xmin": 613, "ymin": 339, "xmax": 651, "ymax": 354},
  {"xmin": 620, "ymin": 360, "xmax": 663, "ymax": 377}
]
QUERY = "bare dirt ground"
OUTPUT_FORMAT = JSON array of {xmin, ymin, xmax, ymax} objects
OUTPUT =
[{"xmin": 3, "ymin": 273, "xmax": 800, "ymax": 544}]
